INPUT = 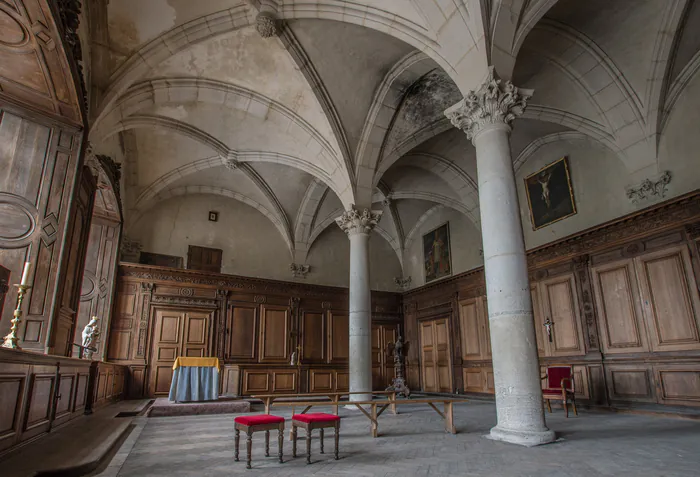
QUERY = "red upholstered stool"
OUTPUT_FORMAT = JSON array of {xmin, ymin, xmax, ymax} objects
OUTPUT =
[
  {"xmin": 291, "ymin": 413, "xmax": 341, "ymax": 464},
  {"xmin": 234, "ymin": 414, "xmax": 285, "ymax": 469}
]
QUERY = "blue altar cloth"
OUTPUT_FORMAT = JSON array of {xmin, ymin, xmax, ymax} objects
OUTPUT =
[{"xmin": 168, "ymin": 366, "xmax": 220, "ymax": 402}]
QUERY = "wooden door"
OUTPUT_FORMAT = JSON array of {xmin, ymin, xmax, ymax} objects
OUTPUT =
[
  {"xmin": 371, "ymin": 324, "xmax": 398, "ymax": 390},
  {"xmin": 538, "ymin": 274, "xmax": 586, "ymax": 356},
  {"xmin": 259, "ymin": 305, "xmax": 289, "ymax": 363},
  {"xmin": 327, "ymin": 311, "xmax": 349, "ymax": 364},
  {"xmin": 635, "ymin": 245, "xmax": 700, "ymax": 352},
  {"xmin": 420, "ymin": 318, "xmax": 453, "ymax": 393},
  {"xmin": 459, "ymin": 298, "xmax": 489, "ymax": 360},
  {"xmin": 149, "ymin": 308, "xmax": 212, "ymax": 396},
  {"xmin": 226, "ymin": 302, "xmax": 258, "ymax": 361}
]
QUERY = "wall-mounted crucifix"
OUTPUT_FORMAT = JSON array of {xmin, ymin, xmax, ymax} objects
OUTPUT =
[{"xmin": 543, "ymin": 318, "xmax": 553, "ymax": 342}]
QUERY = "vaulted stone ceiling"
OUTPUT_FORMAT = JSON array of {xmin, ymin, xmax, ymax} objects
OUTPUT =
[{"xmin": 83, "ymin": 0, "xmax": 700, "ymax": 289}]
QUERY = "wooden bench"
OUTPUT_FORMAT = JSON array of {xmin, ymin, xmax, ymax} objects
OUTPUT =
[
  {"xmin": 271, "ymin": 397, "xmax": 469, "ymax": 438},
  {"xmin": 251, "ymin": 390, "xmax": 398, "ymax": 416}
]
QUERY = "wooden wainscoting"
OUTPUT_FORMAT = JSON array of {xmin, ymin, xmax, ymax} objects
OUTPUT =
[
  {"xmin": 0, "ymin": 348, "xmax": 127, "ymax": 455},
  {"xmin": 420, "ymin": 317, "xmax": 453, "ymax": 393}
]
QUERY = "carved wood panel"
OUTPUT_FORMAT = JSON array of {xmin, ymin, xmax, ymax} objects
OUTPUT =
[
  {"xmin": 635, "ymin": 245, "xmax": 700, "ymax": 352},
  {"xmin": 458, "ymin": 299, "xmax": 482, "ymax": 360},
  {"xmin": 226, "ymin": 302, "xmax": 257, "ymax": 361},
  {"xmin": 420, "ymin": 318, "xmax": 453, "ymax": 393},
  {"xmin": 301, "ymin": 311, "xmax": 325, "ymax": 363},
  {"xmin": 606, "ymin": 365, "xmax": 655, "ymax": 403},
  {"xmin": 591, "ymin": 259, "xmax": 648, "ymax": 354},
  {"xmin": 259, "ymin": 305, "xmax": 289, "ymax": 363},
  {"xmin": 654, "ymin": 364, "xmax": 700, "ymax": 405},
  {"xmin": 531, "ymin": 285, "xmax": 547, "ymax": 356},
  {"xmin": 371, "ymin": 324, "xmax": 397, "ymax": 390}
]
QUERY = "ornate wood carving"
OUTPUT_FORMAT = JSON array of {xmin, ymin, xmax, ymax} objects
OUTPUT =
[
  {"xmin": 136, "ymin": 283, "xmax": 153, "ymax": 358},
  {"xmin": 572, "ymin": 255, "xmax": 600, "ymax": 351}
]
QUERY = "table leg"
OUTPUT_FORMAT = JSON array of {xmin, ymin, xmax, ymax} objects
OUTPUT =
[
  {"xmin": 333, "ymin": 396, "xmax": 339, "ymax": 415},
  {"xmin": 320, "ymin": 428, "xmax": 324, "ymax": 454},
  {"xmin": 278, "ymin": 425, "xmax": 284, "ymax": 463},
  {"xmin": 371, "ymin": 403, "xmax": 378, "ymax": 438},
  {"xmin": 265, "ymin": 430, "xmax": 270, "ymax": 457},
  {"xmin": 246, "ymin": 430, "xmax": 253, "ymax": 469},
  {"xmin": 234, "ymin": 428, "xmax": 240, "ymax": 461},
  {"xmin": 390, "ymin": 392, "xmax": 397, "ymax": 415},
  {"xmin": 334, "ymin": 422, "xmax": 340, "ymax": 460},
  {"xmin": 265, "ymin": 397, "xmax": 272, "ymax": 415},
  {"xmin": 306, "ymin": 428, "xmax": 312, "ymax": 464},
  {"xmin": 292, "ymin": 424, "xmax": 297, "ymax": 458},
  {"xmin": 444, "ymin": 402, "xmax": 456, "ymax": 434}
]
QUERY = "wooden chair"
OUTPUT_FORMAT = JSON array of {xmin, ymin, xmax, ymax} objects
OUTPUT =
[
  {"xmin": 542, "ymin": 365, "xmax": 577, "ymax": 417},
  {"xmin": 234, "ymin": 414, "xmax": 285, "ymax": 469},
  {"xmin": 291, "ymin": 413, "xmax": 341, "ymax": 464}
]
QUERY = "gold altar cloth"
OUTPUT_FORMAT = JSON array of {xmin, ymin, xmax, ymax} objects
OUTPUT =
[{"xmin": 172, "ymin": 357, "xmax": 220, "ymax": 370}]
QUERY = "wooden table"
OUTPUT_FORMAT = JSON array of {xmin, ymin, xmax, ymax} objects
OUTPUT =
[
  {"xmin": 251, "ymin": 390, "xmax": 397, "ymax": 416},
  {"xmin": 271, "ymin": 397, "xmax": 469, "ymax": 438}
]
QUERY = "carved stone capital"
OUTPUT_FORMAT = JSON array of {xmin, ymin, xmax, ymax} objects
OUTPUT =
[
  {"xmin": 335, "ymin": 206, "xmax": 383, "ymax": 236},
  {"xmin": 444, "ymin": 66, "xmax": 533, "ymax": 141},
  {"xmin": 256, "ymin": 12, "xmax": 279, "ymax": 38}
]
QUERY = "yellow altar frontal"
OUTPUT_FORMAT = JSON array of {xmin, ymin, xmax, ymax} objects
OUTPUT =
[{"xmin": 172, "ymin": 357, "xmax": 220, "ymax": 370}]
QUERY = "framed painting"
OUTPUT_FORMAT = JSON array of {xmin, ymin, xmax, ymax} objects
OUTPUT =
[
  {"xmin": 524, "ymin": 157, "xmax": 577, "ymax": 230},
  {"xmin": 423, "ymin": 222, "xmax": 452, "ymax": 283}
]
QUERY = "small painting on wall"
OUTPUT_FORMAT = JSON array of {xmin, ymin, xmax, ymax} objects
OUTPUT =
[
  {"xmin": 423, "ymin": 222, "xmax": 452, "ymax": 283},
  {"xmin": 524, "ymin": 157, "xmax": 577, "ymax": 230},
  {"xmin": 208, "ymin": 211, "xmax": 219, "ymax": 222}
]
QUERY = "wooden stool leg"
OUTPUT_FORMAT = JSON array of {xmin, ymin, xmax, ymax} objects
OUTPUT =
[
  {"xmin": 278, "ymin": 425, "xmax": 284, "ymax": 463},
  {"xmin": 563, "ymin": 398, "xmax": 569, "ymax": 418},
  {"xmin": 234, "ymin": 429, "xmax": 240, "ymax": 462},
  {"xmin": 320, "ymin": 428, "xmax": 324, "ymax": 454},
  {"xmin": 306, "ymin": 428, "xmax": 312, "ymax": 465},
  {"xmin": 572, "ymin": 397, "xmax": 578, "ymax": 416},
  {"xmin": 546, "ymin": 399, "xmax": 552, "ymax": 413},
  {"xmin": 292, "ymin": 424, "xmax": 297, "ymax": 458},
  {"xmin": 265, "ymin": 430, "xmax": 270, "ymax": 456},
  {"xmin": 246, "ymin": 430, "xmax": 253, "ymax": 469},
  {"xmin": 334, "ymin": 422, "xmax": 339, "ymax": 460}
]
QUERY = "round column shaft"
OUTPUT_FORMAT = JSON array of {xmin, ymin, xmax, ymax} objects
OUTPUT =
[{"xmin": 445, "ymin": 67, "xmax": 555, "ymax": 446}]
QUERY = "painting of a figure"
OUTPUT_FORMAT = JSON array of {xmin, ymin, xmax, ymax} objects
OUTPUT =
[
  {"xmin": 423, "ymin": 223, "xmax": 452, "ymax": 283},
  {"xmin": 524, "ymin": 157, "xmax": 577, "ymax": 230}
]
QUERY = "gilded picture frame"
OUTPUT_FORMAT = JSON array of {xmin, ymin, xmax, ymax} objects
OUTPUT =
[
  {"xmin": 422, "ymin": 222, "xmax": 452, "ymax": 283},
  {"xmin": 524, "ymin": 156, "xmax": 577, "ymax": 230}
]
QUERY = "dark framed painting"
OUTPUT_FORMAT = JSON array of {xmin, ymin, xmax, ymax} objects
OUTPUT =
[
  {"xmin": 524, "ymin": 157, "xmax": 577, "ymax": 230},
  {"xmin": 423, "ymin": 222, "xmax": 452, "ymax": 283}
]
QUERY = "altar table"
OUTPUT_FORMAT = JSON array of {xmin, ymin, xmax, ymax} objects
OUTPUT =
[{"xmin": 169, "ymin": 357, "xmax": 220, "ymax": 402}]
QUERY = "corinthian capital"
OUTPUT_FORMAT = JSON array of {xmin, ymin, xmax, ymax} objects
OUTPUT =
[
  {"xmin": 444, "ymin": 66, "xmax": 533, "ymax": 141},
  {"xmin": 335, "ymin": 206, "xmax": 383, "ymax": 236}
]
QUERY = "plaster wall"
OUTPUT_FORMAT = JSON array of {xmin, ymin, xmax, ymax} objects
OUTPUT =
[
  {"xmin": 402, "ymin": 207, "xmax": 483, "ymax": 289},
  {"xmin": 130, "ymin": 194, "xmax": 402, "ymax": 291}
]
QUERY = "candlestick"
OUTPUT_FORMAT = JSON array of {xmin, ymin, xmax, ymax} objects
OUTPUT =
[
  {"xmin": 2, "ymin": 284, "xmax": 31, "ymax": 349},
  {"xmin": 20, "ymin": 262, "xmax": 31, "ymax": 286}
]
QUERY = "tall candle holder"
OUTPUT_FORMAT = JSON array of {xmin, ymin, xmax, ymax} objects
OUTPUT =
[{"xmin": 2, "ymin": 284, "xmax": 31, "ymax": 350}]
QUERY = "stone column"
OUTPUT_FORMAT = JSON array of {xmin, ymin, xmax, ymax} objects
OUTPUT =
[
  {"xmin": 336, "ymin": 206, "xmax": 382, "ymax": 402},
  {"xmin": 445, "ymin": 67, "xmax": 555, "ymax": 446}
]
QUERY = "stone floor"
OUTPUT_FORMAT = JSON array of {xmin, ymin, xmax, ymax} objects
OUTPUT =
[{"xmin": 99, "ymin": 402, "xmax": 700, "ymax": 477}]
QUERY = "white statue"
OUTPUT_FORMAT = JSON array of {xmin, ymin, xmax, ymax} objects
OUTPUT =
[
  {"xmin": 290, "ymin": 350, "xmax": 298, "ymax": 366},
  {"xmin": 82, "ymin": 317, "xmax": 100, "ymax": 359}
]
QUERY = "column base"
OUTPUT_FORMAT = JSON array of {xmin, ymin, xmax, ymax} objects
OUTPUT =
[{"xmin": 487, "ymin": 425, "xmax": 556, "ymax": 447}]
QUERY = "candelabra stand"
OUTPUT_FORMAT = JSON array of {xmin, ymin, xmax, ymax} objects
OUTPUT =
[{"xmin": 2, "ymin": 284, "xmax": 31, "ymax": 350}]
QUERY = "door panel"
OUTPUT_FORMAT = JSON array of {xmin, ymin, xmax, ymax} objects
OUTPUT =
[
  {"xmin": 420, "ymin": 318, "xmax": 453, "ymax": 393},
  {"xmin": 592, "ymin": 260, "xmax": 648, "ymax": 354},
  {"xmin": 420, "ymin": 322, "xmax": 436, "ymax": 392},
  {"xmin": 540, "ymin": 275, "xmax": 585, "ymax": 356},
  {"xmin": 328, "ymin": 312, "xmax": 349, "ymax": 364},
  {"xmin": 227, "ymin": 304, "xmax": 257, "ymax": 360},
  {"xmin": 531, "ymin": 285, "xmax": 548, "ymax": 356},
  {"xmin": 459, "ymin": 299, "xmax": 482, "ymax": 360},
  {"xmin": 302, "ymin": 312, "xmax": 325, "ymax": 363},
  {"xmin": 636, "ymin": 246, "xmax": 700, "ymax": 352},
  {"xmin": 183, "ymin": 313, "xmax": 209, "ymax": 358},
  {"xmin": 259, "ymin": 305, "xmax": 289, "ymax": 363},
  {"xmin": 434, "ymin": 320, "xmax": 452, "ymax": 392}
]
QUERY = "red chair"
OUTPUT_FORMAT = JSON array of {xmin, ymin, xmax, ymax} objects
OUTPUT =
[
  {"xmin": 542, "ymin": 365, "xmax": 577, "ymax": 417},
  {"xmin": 234, "ymin": 414, "xmax": 285, "ymax": 469},
  {"xmin": 291, "ymin": 413, "xmax": 341, "ymax": 464}
]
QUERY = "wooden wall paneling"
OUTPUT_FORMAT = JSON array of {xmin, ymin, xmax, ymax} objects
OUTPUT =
[
  {"xmin": 215, "ymin": 290, "xmax": 228, "ymax": 360},
  {"xmin": 571, "ymin": 365, "xmax": 590, "ymax": 400},
  {"xmin": 272, "ymin": 370, "xmax": 297, "ymax": 393},
  {"xmin": 635, "ymin": 245, "xmax": 700, "ymax": 352},
  {"xmin": 309, "ymin": 369, "xmax": 333, "ymax": 393},
  {"xmin": 606, "ymin": 364, "xmax": 656, "ymax": 403},
  {"xmin": 327, "ymin": 311, "xmax": 349, "ymax": 364},
  {"xmin": 539, "ymin": 274, "xmax": 585, "ymax": 356},
  {"xmin": 107, "ymin": 282, "xmax": 137, "ymax": 361},
  {"xmin": 654, "ymin": 364, "xmax": 700, "ymax": 406},
  {"xmin": 0, "ymin": 364, "xmax": 28, "ymax": 452},
  {"xmin": 242, "ymin": 370, "xmax": 270, "ymax": 395},
  {"xmin": 128, "ymin": 365, "xmax": 146, "ymax": 399},
  {"xmin": 458, "ymin": 298, "xmax": 483, "ymax": 360},
  {"xmin": 573, "ymin": 256, "xmax": 601, "ymax": 352},
  {"xmin": 482, "ymin": 297, "xmax": 491, "ymax": 357},
  {"xmin": 72, "ymin": 370, "xmax": 89, "ymax": 417},
  {"xmin": 301, "ymin": 311, "xmax": 325, "ymax": 363},
  {"xmin": 419, "ymin": 318, "xmax": 453, "ymax": 393},
  {"xmin": 420, "ymin": 321, "xmax": 436, "ymax": 392},
  {"xmin": 221, "ymin": 365, "xmax": 241, "ymax": 397},
  {"xmin": 462, "ymin": 367, "xmax": 484, "ymax": 393},
  {"xmin": 259, "ymin": 305, "xmax": 289, "ymax": 363},
  {"xmin": 226, "ymin": 302, "xmax": 258, "ymax": 361},
  {"xmin": 531, "ymin": 285, "xmax": 548, "ymax": 356},
  {"xmin": 485, "ymin": 368, "xmax": 495, "ymax": 393},
  {"xmin": 591, "ymin": 259, "xmax": 648, "ymax": 354},
  {"xmin": 52, "ymin": 369, "xmax": 75, "ymax": 426},
  {"xmin": 335, "ymin": 370, "xmax": 349, "ymax": 391},
  {"xmin": 434, "ymin": 318, "xmax": 453, "ymax": 392},
  {"xmin": 49, "ymin": 166, "xmax": 97, "ymax": 356},
  {"xmin": 22, "ymin": 366, "xmax": 55, "ymax": 441},
  {"xmin": 182, "ymin": 311, "xmax": 212, "ymax": 358}
]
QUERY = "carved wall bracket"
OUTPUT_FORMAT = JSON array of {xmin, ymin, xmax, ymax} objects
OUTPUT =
[
  {"xmin": 626, "ymin": 171, "xmax": 672, "ymax": 203},
  {"xmin": 290, "ymin": 263, "xmax": 310, "ymax": 278},
  {"xmin": 394, "ymin": 276, "xmax": 412, "ymax": 291}
]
